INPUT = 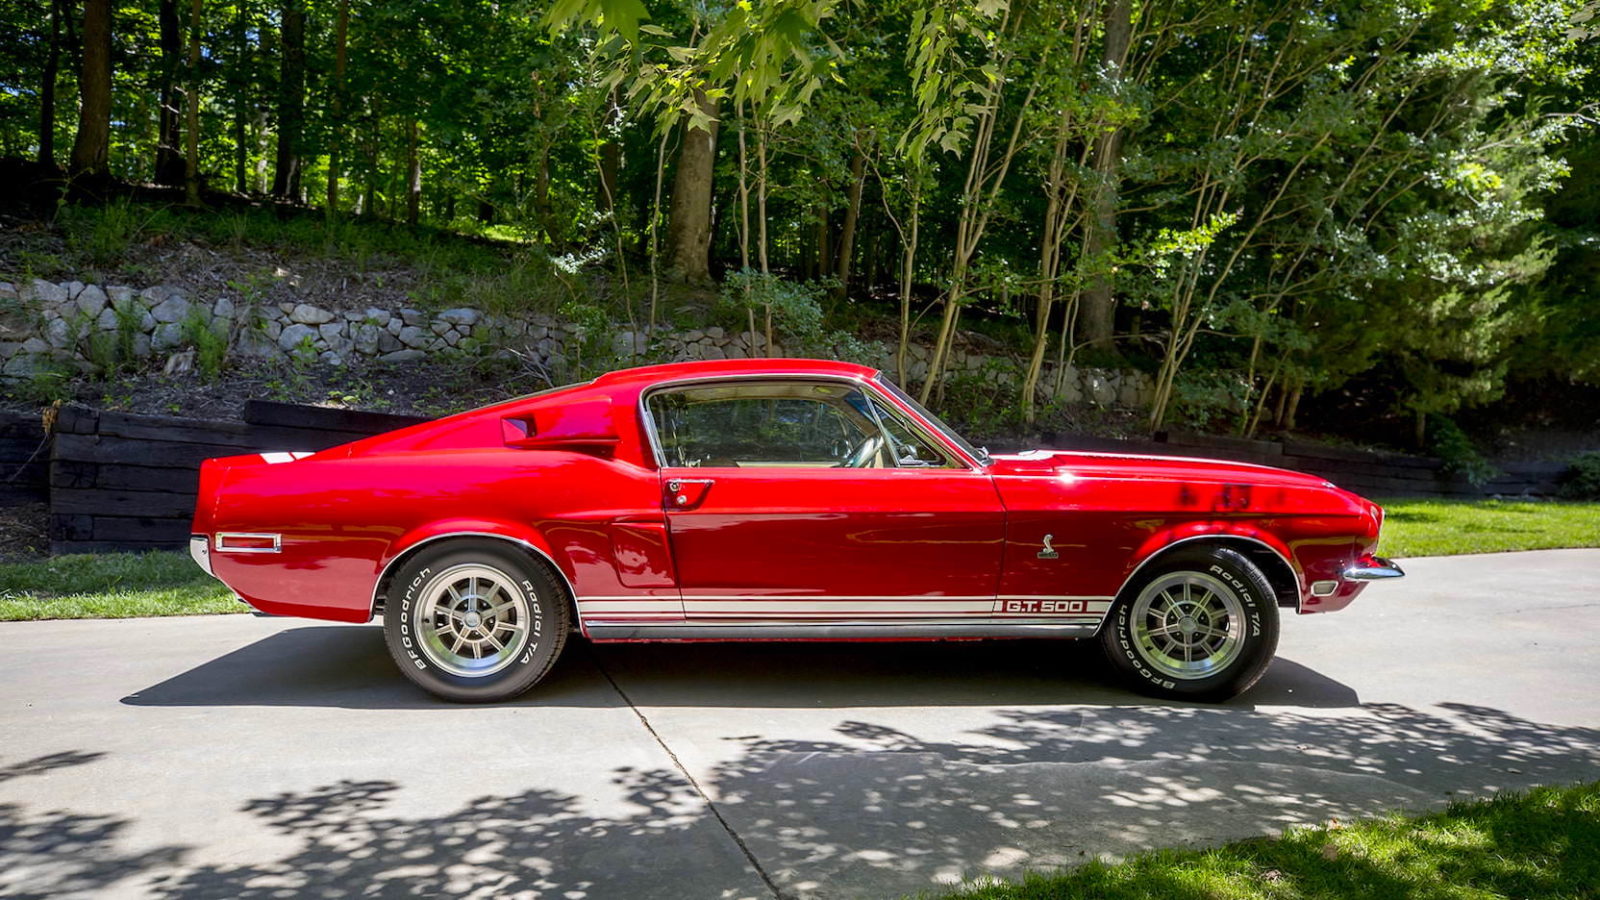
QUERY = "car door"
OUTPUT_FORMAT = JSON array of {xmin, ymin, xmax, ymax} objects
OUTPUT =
[{"xmin": 646, "ymin": 377, "xmax": 1006, "ymax": 626}]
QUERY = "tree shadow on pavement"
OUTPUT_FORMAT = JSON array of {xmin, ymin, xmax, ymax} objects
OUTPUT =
[
  {"xmin": 12, "ymin": 701, "xmax": 1599, "ymax": 898},
  {"xmin": 0, "ymin": 751, "xmax": 187, "ymax": 900}
]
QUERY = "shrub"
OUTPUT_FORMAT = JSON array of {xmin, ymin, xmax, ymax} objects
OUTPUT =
[
  {"xmin": 181, "ymin": 309, "xmax": 229, "ymax": 381},
  {"xmin": 1427, "ymin": 415, "xmax": 1498, "ymax": 487},
  {"xmin": 1169, "ymin": 370, "xmax": 1250, "ymax": 432},
  {"xmin": 1558, "ymin": 451, "xmax": 1600, "ymax": 500}
]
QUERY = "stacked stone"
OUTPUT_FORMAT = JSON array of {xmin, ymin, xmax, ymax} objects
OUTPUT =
[{"xmin": 0, "ymin": 278, "xmax": 1156, "ymax": 408}]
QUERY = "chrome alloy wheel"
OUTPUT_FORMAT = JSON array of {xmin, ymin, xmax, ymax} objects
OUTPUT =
[
  {"xmin": 1129, "ymin": 571, "xmax": 1246, "ymax": 680},
  {"xmin": 414, "ymin": 564, "xmax": 534, "ymax": 678}
]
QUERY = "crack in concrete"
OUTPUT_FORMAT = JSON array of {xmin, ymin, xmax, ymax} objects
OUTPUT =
[{"xmin": 587, "ymin": 645, "xmax": 784, "ymax": 899}]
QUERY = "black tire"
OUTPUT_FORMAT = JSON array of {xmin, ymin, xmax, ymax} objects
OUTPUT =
[
  {"xmin": 382, "ymin": 540, "xmax": 569, "ymax": 703},
  {"xmin": 1099, "ymin": 546, "xmax": 1279, "ymax": 702}
]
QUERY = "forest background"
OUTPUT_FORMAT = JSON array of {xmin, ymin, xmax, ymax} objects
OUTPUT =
[{"xmin": 3, "ymin": 0, "xmax": 1599, "ymax": 460}]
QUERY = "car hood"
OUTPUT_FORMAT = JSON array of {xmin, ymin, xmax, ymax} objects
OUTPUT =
[{"xmin": 988, "ymin": 449, "xmax": 1335, "ymax": 489}]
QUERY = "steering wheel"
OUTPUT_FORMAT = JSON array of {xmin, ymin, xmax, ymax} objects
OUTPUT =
[{"xmin": 845, "ymin": 435, "xmax": 885, "ymax": 468}]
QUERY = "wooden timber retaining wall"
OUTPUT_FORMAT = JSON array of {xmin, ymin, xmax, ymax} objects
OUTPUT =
[
  {"xmin": 1, "ymin": 411, "xmax": 49, "ymax": 506},
  {"xmin": 47, "ymin": 401, "xmax": 427, "ymax": 554}
]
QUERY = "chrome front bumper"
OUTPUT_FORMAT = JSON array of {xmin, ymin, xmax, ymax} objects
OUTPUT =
[{"xmin": 1343, "ymin": 555, "xmax": 1404, "ymax": 581}]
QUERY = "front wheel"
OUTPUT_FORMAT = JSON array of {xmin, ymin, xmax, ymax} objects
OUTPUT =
[
  {"xmin": 1100, "ymin": 546, "xmax": 1279, "ymax": 702},
  {"xmin": 382, "ymin": 540, "xmax": 569, "ymax": 702}
]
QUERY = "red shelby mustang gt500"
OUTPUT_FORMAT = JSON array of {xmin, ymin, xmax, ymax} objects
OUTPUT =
[{"xmin": 190, "ymin": 358, "xmax": 1403, "ymax": 702}]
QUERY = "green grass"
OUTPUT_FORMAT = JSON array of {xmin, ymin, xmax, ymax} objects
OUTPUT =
[
  {"xmin": 0, "ymin": 551, "xmax": 238, "ymax": 621},
  {"xmin": 938, "ymin": 781, "xmax": 1600, "ymax": 900},
  {"xmin": 1377, "ymin": 499, "xmax": 1600, "ymax": 558}
]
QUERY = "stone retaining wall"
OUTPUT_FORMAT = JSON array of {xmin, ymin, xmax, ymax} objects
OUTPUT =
[{"xmin": 0, "ymin": 279, "xmax": 1154, "ymax": 407}]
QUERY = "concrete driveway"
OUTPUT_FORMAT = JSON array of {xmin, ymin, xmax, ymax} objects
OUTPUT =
[{"xmin": 3, "ymin": 549, "xmax": 1599, "ymax": 899}]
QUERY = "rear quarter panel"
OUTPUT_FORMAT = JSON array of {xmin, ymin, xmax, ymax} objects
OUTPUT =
[{"xmin": 208, "ymin": 448, "xmax": 660, "ymax": 621}]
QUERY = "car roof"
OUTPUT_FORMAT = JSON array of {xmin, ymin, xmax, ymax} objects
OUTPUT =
[{"xmin": 591, "ymin": 358, "xmax": 880, "ymax": 390}]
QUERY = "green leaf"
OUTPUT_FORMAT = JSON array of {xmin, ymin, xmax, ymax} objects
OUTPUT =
[{"xmin": 599, "ymin": 0, "xmax": 649, "ymax": 44}]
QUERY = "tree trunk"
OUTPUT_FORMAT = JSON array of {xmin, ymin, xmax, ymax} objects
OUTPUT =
[
  {"xmin": 896, "ymin": 191, "xmax": 920, "ymax": 387},
  {"xmin": 325, "ymin": 0, "xmax": 349, "ymax": 215},
  {"xmin": 834, "ymin": 143, "xmax": 867, "ymax": 294},
  {"xmin": 816, "ymin": 208, "xmax": 833, "ymax": 279},
  {"xmin": 535, "ymin": 137, "xmax": 553, "ymax": 243},
  {"xmin": 663, "ymin": 89, "xmax": 720, "ymax": 284},
  {"xmin": 184, "ymin": 0, "xmax": 203, "ymax": 206},
  {"xmin": 756, "ymin": 124, "xmax": 770, "ymax": 273},
  {"xmin": 1077, "ymin": 0, "xmax": 1132, "ymax": 352},
  {"xmin": 405, "ymin": 118, "xmax": 421, "ymax": 226},
  {"xmin": 271, "ymin": 0, "xmax": 305, "ymax": 200},
  {"xmin": 38, "ymin": 0, "xmax": 65, "ymax": 167},
  {"xmin": 70, "ymin": 0, "xmax": 113, "ymax": 178},
  {"xmin": 597, "ymin": 89, "xmax": 620, "ymax": 213},
  {"xmin": 232, "ymin": 3, "xmax": 247, "ymax": 192},
  {"xmin": 598, "ymin": 139, "xmax": 619, "ymax": 212},
  {"xmin": 156, "ymin": 0, "xmax": 185, "ymax": 185}
]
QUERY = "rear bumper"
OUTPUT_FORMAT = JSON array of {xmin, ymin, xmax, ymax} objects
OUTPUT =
[{"xmin": 189, "ymin": 535, "xmax": 213, "ymax": 576}]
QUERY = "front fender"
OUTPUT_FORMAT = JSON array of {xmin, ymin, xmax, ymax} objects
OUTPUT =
[{"xmin": 1120, "ymin": 523, "xmax": 1303, "ymax": 601}]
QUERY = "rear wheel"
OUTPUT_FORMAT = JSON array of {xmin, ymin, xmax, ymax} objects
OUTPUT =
[
  {"xmin": 1100, "ymin": 546, "xmax": 1279, "ymax": 702},
  {"xmin": 382, "ymin": 540, "xmax": 568, "ymax": 703}
]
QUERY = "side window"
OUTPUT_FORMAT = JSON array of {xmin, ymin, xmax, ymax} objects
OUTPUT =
[
  {"xmin": 649, "ymin": 382, "xmax": 874, "ymax": 468},
  {"xmin": 647, "ymin": 380, "xmax": 963, "ymax": 469},
  {"xmin": 866, "ymin": 394, "xmax": 955, "ymax": 468}
]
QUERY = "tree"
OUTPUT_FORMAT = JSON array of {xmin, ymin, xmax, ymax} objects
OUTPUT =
[
  {"xmin": 184, "ymin": 0, "xmax": 205, "ymax": 205},
  {"xmin": 36, "ymin": 0, "xmax": 66, "ymax": 167},
  {"xmin": 69, "ymin": 0, "xmax": 112, "ymax": 178},
  {"xmin": 156, "ymin": 0, "xmax": 186, "ymax": 186},
  {"xmin": 1077, "ymin": 0, "xmax": 1131, "ymax": 353},
  {"xmin": 272, "ymin": 0, "xmax": 305, "ymax": 200},
  {"xmin": 325, "ymin": 0, "xmax": 350, "ymax": 215}
]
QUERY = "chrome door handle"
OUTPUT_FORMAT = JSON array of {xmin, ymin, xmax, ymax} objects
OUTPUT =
[{"xmin": 665, "ymin": 478, "xmax": 714, "ymax": 509}]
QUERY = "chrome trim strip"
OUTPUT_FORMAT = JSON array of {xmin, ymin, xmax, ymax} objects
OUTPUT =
[
  {"xmin": 997, "ymin": 594, "xmax": 1116, "ymax": 601},
  {"xmin": 1112, "ymin": 534, "xmax": 1302, "ymax": 608},
  {"xmin": 213, "ymin": 532, "xmax": 282, "ymax": 553},
  {"xmin": 582, "ymin": 593, "xmax": 1113, "ymax": 602},
  {"xmin": 636, "ymin": 371, "xmax": 980, "ymax": 471},
  {"xmin": 188, "ymin": 535, "xmax": 214, "ymax": 576},
  {"xmin": 368, "ymin": 531, "xmax": 579, "ymax": 622},
  {"xmin": 584, "ymin": 620, "xmax": 1100, "ymax": 641},
  {"xmin": 1343, "ymin": 557, "xmax": 1405, "ymax": 581},
  {"xmin": 676, "ymin": 593, "xmax": 995, "ymax": 600}
]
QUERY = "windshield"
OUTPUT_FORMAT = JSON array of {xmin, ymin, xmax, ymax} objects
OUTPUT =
[{"xmin": 875, "ymin": 375, "xmax": 989, "ymax": 465}]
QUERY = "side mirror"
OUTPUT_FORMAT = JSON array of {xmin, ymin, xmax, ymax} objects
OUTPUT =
[{"xmin": 502, "ymin": 399, "xmax": 620, "ymax": 456}]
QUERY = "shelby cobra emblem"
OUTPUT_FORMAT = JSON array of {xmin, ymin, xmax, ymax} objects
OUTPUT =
[{"xmin": 1038, "ymin": 534, "xmax": 1060, "ymax": 560}]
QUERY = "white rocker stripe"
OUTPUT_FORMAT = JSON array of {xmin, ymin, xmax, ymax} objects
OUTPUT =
[
  {"xmin": 676, "ymin": 594, "xmax": 995, "ymax": 601},
  {"xmin": 684, "ymin": 599, "xmax": 994, "ymax": 616},
  {"xmin": 577, "ymin": 599, "xmax": 684, "ymax": 615}
]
